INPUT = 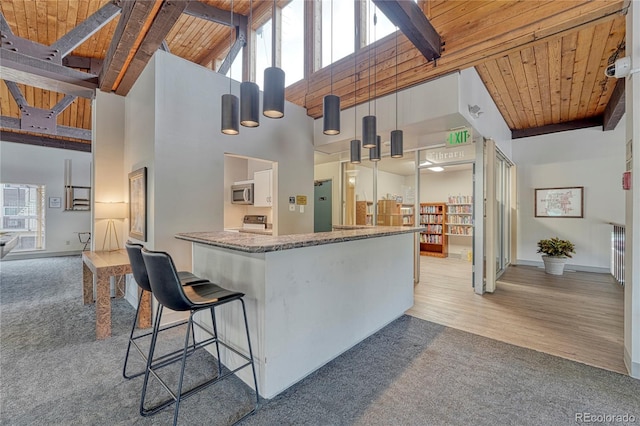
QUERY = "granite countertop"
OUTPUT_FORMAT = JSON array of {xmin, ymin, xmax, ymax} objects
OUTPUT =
[{"xmin": 176, "ymin": 226, "xmax": 424, "ymax": 253}]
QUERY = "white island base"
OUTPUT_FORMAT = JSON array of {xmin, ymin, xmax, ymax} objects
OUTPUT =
[{"xmin": 180, "ymin": 229, "xmax": 416, "ymax": 399}]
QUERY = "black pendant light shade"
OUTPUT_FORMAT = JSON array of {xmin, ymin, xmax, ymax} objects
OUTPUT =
[
  {"xmin": 240, "ymin": 81, "xmax": 260, "ymax": 127},
  {"xmin": 370, "ymin": 135, "xmax": 381, "ymax": 162},
  {"xmin": 221, "ymin": 94, "xmax": 239, "ymax": 135},
  {"xmin": 390, "ymin": 129, "xmax": 403, "ymax": 158},
  {"xmin": 323, "ymin": 94, "xmax": 341, "ymax": 135},
  {"xmin": 263, "ymin": 67, "xmax": 285, "ymax": 118},
  {"xmin": 362, "ymin": 115, "xmax": 377, "ymax": 148},
  {"xmin": 350, "ymin": 139, "xmax": 361, "ymax": 164}
]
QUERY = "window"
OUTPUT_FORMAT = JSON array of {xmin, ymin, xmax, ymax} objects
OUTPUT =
[
  {"xmin": 366, "ymin": 0, "xmax": 395, "ymax": 44},
  {"xmin": 321, "ymin": 0, "xmax": 355, "ymax": 67},
  {"xmin": 224, "ymin": 51, "xmax": 244, "ymax": 83},
  {"xmin": 1, "ymin": 183, "xmax": 46, "ymax": 251},
  {"xmin": 255, "ymin": 19, "xmax": 272, "ymax": 90},
  {"xmin": 281, "ymin": 0, "xmax": 304, "ymax": 85}
]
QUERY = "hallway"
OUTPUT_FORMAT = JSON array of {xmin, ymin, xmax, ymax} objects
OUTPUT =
[{"xmin": 407, "ymin": 256, "xmax": 626, "ymax": 374}]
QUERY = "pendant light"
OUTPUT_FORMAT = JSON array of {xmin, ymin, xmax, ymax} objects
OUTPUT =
[
  {"xmin": 263, "ymin": 0, "xmax": 285, "ymax": 118},
  {"xmin": 390, "ymin": 26, "xmax": 403, "ymax": 158},
  {"xmin": 362, "ymin": 5, "xmax": 377, "ymax": 149},
  {"xmin": 323, "ymin": 0, "xmax": 340, "ymax": 135},
  {"xmin": 350, "ymin": 41, "xmax": 361, "ymax": 163},
  {"xmin": 370, "ymin": 135, "xmax": 381, "ymax": 161},
  {"xmin": 221, "ymin": 0, "xmax": 239, "ymax": 135},
  {"xmin": 240, "ymin": 0, "xmax": 259, "ymax": 127}
]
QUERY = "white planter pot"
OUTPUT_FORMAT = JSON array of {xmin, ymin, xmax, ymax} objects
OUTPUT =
[{"xmin": 542, "ymin": 255, "xmax": 567, "ymax": 275}]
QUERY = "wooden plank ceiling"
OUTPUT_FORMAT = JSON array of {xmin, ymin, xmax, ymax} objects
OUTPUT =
[{"xmin": 0, "ymin": 0, "xmax": 629, "ymax": 149}]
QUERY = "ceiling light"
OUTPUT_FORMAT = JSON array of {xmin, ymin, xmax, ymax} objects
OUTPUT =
[
  {"xmin": 323, "ymin": 0, "xmax": 340, "ymax": 135},
  {"xmin": 350, "ymin": 139, "xmax": 361, "ymax": 164},
  {"xmin": 362, "ymin": 6, "xmax": 377, "ymax": 149},
  {"xmin": 221, "ymin": 0, "xmax": 239, "ymax": 135},
  {"xmin": 370, "ymin": 135, "xmax": 381, "ymax": 162},
  {"xmin": 390, "ymin": 26, "xmax": 403, "ymax": 159},
  {"xmin": 240, "ymin": 0, "xmax": 259, "ymax": 128},
  {"xmin": 419, "ymin": 160, "xmax": 432, "ymax": 166},
  {"xmin": 428, "ymin": 166, "xmax": 444, "ymax": 172},
  {"xmin": 263, "ymin": 0, "xmax": 285, "ymax": 119}
]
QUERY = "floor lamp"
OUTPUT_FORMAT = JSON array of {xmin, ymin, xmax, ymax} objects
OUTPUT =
[{"xmin": 95, "ymin": 202, "xmax": 127, "ymax": 251}]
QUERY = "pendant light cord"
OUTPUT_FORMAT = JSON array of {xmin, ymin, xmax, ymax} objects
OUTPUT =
[
  {"xmin": 395, "ymin": 26, "xmax": 398, "ymax": 128},
  {"xmin": 249, "ymin": 0, "xmax": 253, "ymax": 82},
  {"xmin": 367, "ymin": 2, "xmax": 371, "ymax": 116},
  {"xmin": 271, "ymin": 0, "xmax": 276, "ymax": 68},
  {"xmin": 330, "ymin": 0, "xmax": 334, "ymax": 93},
  {"xmin": 354, "ymin": 30, "xmax": 357, "ymax": 138},
  {"xmin": 373, "ymin": 7, "xmax": 376, "ymax": 117},
  {"xmin": 229, "ymin": 0, "xmax": 233, "ymax": 94}
]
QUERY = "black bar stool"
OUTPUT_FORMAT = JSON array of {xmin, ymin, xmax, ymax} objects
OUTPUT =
[
  {"xmin": 140, "ymin": 248, "xmax": 259, "ymax": 425},
  {"xmin": 123, "ymin": 242, "xmax": 208, "ymax": 379}
]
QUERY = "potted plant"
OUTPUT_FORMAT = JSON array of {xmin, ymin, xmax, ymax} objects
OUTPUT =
[{"xmin": 537, "ymin": 237, "xmax": 575, "ymax": 275}]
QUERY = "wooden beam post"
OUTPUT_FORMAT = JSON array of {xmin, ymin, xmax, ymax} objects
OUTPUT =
[
  {"xmin": 511, "ymin": 116, "xmax": 603, "ymax": 139},
  {"xmin": 603, "ymin": 78, "xmax": 625, "ymax": 131},
  {"xmin": 0, "ymin": 129, "xmax": 91, "ymax": 152},
  {"xmin": 372, "ymin": 0, "xmax": 441, "ymax": 61}
]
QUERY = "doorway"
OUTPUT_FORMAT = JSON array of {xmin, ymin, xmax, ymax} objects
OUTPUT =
[{"xmin": 314, "ymin": 179, "xmax": 332, "ymax": 232}]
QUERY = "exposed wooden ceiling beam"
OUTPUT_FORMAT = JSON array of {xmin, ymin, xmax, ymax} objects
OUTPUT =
[
  {"xmin": 1, "ymin": 116, "xmax": 91, "ymax": 141},
  {"xmin": 372, "ymin": 0, "xmax": 441, "ymax": 61},
  {"xmin": 62, "ymin": 55, "xmax": 104, "ymax": 75},
  {"xmin": 217, "ymin": 26, "xmax": 247, "ymax": 76},
  {"xmin": 99, "ymin": 0, "xmax": 161, "ymax": 92},
  {"xmin": 0, "ymin": 48, "xmax": 98, "ymax": 98},
  {"xmin": 0, "ymin": 129, "xmax": 91, "ymax": 152},
  {"xmin": 50, "ymin": 1, "xmax": 122, "ymax": 58},
  {"xmin": 184, "ymin": 1, "xmax": 245, "ymax": 27},
  {"xmin": 603, "ymin": 78, "xmax": 625, "ymax": 131},
  {"xmin": 511, "ymin": 116, "xmax": 603, "ymax": 139},
  {"xmin": 115, "ymin": 0, "xmax": 191, "ymax": 95},
  {"xmin": 3, "ymin": 80, "xmax": 28, "ymax": 110}
]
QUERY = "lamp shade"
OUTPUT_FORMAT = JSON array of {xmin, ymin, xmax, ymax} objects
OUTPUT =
[
  {"xmin": 240, "ymin": 81, "xmax": 260, "ymax": 127},
  {"xmin": 362, "ymin": 115, "xmax": 376, "ymax": 148},
  {"xmin": 369, "ymin": 135, "xmax": 381, "ymax": 162},
  {"xmin": 390, "ymin": 129, "xmax": 403, "ymax": 158},
  {"xmin": 350, "ymin": 139, "xmax": 361, "ymax": 164},
  {"xmin": 221, "ymin": 94, "xmax": 239, "ymax": 135},
  {"xmin": 95, "ymin": 202, "xmax": 127, "ymax": 219},
  {"xmin": 323, "ymin": 94, "xmax": 341, "ymax": 135},
  {"xmin": 263, "ymin": 67, "xmax": 285, "ymax": 118}
]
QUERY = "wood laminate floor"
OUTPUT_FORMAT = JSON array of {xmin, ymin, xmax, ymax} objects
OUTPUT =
[{"xmin": 406, "ymin": 256, "xmax": 627, "ymax": 374}]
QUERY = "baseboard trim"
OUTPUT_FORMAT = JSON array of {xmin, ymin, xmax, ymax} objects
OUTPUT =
[
  {"xmin": 515, "ymin": 259, "xmax": 610, "ymax": 274},
  {"xmin": 3, "ymin": 250, "xmax": 83, "ymax": 261},
  {"xmin": 624, "ymin": 347, "xmax": 640, "ymax": 379}
]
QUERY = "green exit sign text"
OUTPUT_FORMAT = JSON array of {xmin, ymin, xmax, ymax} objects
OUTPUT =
[{"xmin": 447, "ymin": 128, "xmax": 472, "ymax": 147}]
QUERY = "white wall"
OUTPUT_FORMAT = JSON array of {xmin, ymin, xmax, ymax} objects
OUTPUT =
[
  {"xmin": 120, "ymin": 51, "xmax": 314, "ymax": 272},
  {"xmin": 420, "ymin": 168, "xmax": 474, "ymax": 257},
  {"xmin": 0, "ymin": 142, "xmax": 91, "ymax": 258},
  {"xmin": 512, "ymin": 123, "xmax": 626, "ymax": 272}
]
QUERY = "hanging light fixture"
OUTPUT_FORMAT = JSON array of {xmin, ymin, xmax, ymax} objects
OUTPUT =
[
  {"xmin": 263, "ymin": 0, "xmax": 285, "ymax": 118},
  {"xmin": 370, "ymin": 135, "xmax": 381, "ymax": 161},
  {"xmin": 240, "ymin": 0, "xmax": 259, "ymax": 127},
  {"xmin": 350, "ymin": 41, "xmax": 361, "ymax": 163},
  {"xmin": 390, "ymin": 26, "xmax": 403, "ymax": 158},
  {"xmin": 221, "ymin": 0, "xmax": 239, "ymax": 135},
  {"xmin": 323, "ymin": 0, "xmax": 340, "ymax": 135},
  {"xmin": 362, "ymin": 5, "xmax": 377, "ymax": 149}
]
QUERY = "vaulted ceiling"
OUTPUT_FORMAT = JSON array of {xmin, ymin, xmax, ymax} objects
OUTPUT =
[{"xmin": 0, "ymin": 0, "xmax": 629, "ymax": 152}]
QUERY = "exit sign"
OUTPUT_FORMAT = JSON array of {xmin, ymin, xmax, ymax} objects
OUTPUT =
[{"xmin": 447, "ymin": 128, "xmax": 472, "ymax": 147}]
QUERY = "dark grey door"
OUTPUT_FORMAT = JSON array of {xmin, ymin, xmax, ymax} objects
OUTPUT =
[{"xmin": 314, "ymin": 179, "xmax": 332, "ymax": 232}]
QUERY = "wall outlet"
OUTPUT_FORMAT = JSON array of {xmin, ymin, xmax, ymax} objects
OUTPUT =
[{"xmin": 289, "ymin": 204, "xmax": 295, "ymax": 212}]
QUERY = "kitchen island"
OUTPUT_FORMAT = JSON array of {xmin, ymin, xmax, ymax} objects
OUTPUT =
[{"xmin": 176, "ymin": 226, "xmax": 421, "ymax": 398}]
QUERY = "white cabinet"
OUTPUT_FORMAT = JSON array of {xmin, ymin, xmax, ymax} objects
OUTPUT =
[{"xmin": 254, "ymin": 169, "xmax": 273, "ymax": 207}]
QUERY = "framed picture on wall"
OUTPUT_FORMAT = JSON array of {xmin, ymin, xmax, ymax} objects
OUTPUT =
[
  {"xmin": 128, "ymin": 167, "xmax": 147, "ymax": 241},
  {"xmin": 535, "ymin": 186, "xmax": 584, "ymax": 218},
  {"xmin": 48, "ymin": 197, "xmax": 61, "ymax": 208}
]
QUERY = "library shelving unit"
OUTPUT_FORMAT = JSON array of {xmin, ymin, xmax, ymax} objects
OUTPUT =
[
  {"xmin": 419, "ymin": 202, "xmax": 447, "ymax": 257},
  {"xmin": 375, "ymin": 200, "xmax": 415, "ymax": 226},
  {"xmin": 446, "ymin": 195, "xmax": 473, "ymax": 237},
  {"xmin": 356, "ymin": 201, "xmax": 374, "ymax": 225}
]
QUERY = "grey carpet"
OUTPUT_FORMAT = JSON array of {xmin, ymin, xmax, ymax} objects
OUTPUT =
[{"xmin": 1, "ymin": 256, "xmax": 639, "ymax": 425}]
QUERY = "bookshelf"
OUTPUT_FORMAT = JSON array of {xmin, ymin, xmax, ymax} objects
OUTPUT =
[
  {"xmin": 446, "ymin": 195, "xmax": 473, "ymax": 237},
  {"xmin": 419, "ymin": 203, "xmax": 447, "ymax": 257},
  {"xmin": 376, "ymin": 200, "xmax": 415, "ymax": 227},
  {"xmin": 356, "ymin": 201, "xmax": 373, "ymax": 226}
]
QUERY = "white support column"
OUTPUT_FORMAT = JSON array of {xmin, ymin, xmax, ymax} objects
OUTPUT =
[{"xmin": 624, "ymin": 0, "xmax": 640, "ymax": 379}]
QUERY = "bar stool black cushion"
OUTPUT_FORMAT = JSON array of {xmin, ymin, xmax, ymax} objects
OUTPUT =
[
  {"xmin": 123, "ymin": 242, "xmax": 208, "ymax": 380},
  {"xmin": 140, "ymin": 248, "xmax": 259, "ymax": 425}
]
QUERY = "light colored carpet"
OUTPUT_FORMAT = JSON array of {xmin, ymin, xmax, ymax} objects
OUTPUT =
[{"xmin": 1, "ymin": 256, "xmax": 639, "ymax": 425}]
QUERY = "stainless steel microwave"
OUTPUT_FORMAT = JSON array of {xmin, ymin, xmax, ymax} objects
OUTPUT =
[{"xmin": 231, "ymin": 182, "xmax": 254, "ymax": 204}]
